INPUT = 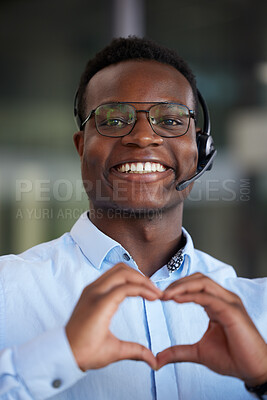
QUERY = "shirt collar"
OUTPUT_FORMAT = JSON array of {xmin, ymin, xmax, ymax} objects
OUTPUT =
[
  {"xmin": 180, "ymin": 226, "xmax": 195, "ymax": 276},
  {"xmin": 70, "ymin": 211, "xmax": 121, "ymax": 269},
  {"xmin": 70, "ymin": 211, "xmax": 195, "ymax": 273},
  {"xmin": 181, "ymin": 227, "xmax": 195, "ymax": 261},
  {"xmin": 155, "ymin": 228, "xmax": 195, "ymax": 279}
]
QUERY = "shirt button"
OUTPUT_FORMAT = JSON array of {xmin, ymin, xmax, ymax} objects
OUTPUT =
[
  {"xmin": 123, "ymin": 253, "xmax": 130, "ymax": 261},
  {"xmin": 52, "ymin": 379, "xmax": 62, "ymax": 388}
]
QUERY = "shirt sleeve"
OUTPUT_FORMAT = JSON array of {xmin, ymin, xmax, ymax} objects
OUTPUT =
[{"xmin": 0, "ymin": 327, "xmax": 85, "ymax": 400}]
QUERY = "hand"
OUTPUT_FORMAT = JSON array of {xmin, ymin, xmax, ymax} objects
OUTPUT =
[
  {"xmin": 65, "ymin": 263, "xmax": 162, "ymax": 371},
  {"xmin": 157, "ymin": 273, "xmax": 267, "ymax": 386}
]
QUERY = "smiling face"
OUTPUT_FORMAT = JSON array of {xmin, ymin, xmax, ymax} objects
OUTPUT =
[{"xmin": 74, "ymin": 60, "xmax": 198, "ymax": 217}]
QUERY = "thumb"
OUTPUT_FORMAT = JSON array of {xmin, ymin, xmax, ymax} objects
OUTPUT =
[
  {"xmin": 115, "ymin": 340, "xmax": 158, "ymax": 370},
  {"xmin": 156, "ymin": 344, "xmax": 199, "ymax": 370}
]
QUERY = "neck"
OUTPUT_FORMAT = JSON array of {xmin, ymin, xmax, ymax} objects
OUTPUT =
[{"xmin": 89, "ymin": 204, "xmax": 184, "ymax": 277}]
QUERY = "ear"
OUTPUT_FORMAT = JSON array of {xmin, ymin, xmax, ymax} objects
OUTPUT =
[
  {"xmin": 196, "ymin": 126, "xmax": 202, "ymax": 135},
  {"xmin": 73, "ymin": 131, "xmax": 84, "ymax": 159}
]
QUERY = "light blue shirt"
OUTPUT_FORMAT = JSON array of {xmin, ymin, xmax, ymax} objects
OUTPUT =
[{"xmin": 0, "ymin": 212, "xmax": 266, "ymax": 400}]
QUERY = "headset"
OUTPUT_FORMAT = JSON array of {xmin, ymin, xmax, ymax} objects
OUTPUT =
[
  {"xmin": 74, "ymin": 91, "xmax": 83, "ymax": 131},
  {"xmin": 175, "ymin": 89, "xmax": 217, "ymax": 191},
  {"xmin": 74, "ymin": 89, "xmax": 217, "ymax": 191}
]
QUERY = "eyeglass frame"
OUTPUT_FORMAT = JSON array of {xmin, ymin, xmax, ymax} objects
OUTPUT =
[{"xmin": 80, "ymin": 101, "xmax": 196, "ymax": 138}]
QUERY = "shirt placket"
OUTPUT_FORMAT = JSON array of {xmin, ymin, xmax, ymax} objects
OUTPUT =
[{"xmin": 144, "ymin": 297, "xmax": 179, "ymax": 400}]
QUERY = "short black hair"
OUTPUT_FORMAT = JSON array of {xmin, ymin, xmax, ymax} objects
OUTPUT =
[{"xmin": 76, "ymin": 36, "xmax": 198, "ymax": 123}]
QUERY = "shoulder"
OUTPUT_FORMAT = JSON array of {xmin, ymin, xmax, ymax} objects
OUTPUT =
[
  {"xmin": 191, "ymin": 247, "xmax": 267, "ymax": 298},
  {"xmin": 226, "ymin": 276, "xmax": 267, "ymax": 340},
  {"xmin": 182, "ymin": 227, "xmax": 237, "ymax": 281},
  {"xmin": 224, "ymin": 275, "xmax": 267, "ymax": 304},
  {"xmin": 0, "ymin": 233, "xmax": 76, "ymax": 278},
  {"xmin": 190, "ymin": 248, "xmax": 237, "ymax": 281}
]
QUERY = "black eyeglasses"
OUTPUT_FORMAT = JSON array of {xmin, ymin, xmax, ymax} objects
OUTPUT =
[{"xmin": 80, "ymin": 102, "xmax": 196, "ymax": 138}]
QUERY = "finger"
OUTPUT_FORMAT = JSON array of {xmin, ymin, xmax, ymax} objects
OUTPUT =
[
  {"xmin": 164, "ymin": 273, "xmax": 233, "ymax": 297},
  {"xmin": 90, "ymin": 263, "xmax": 162, "ymax": 295},
  {"xmin": 96, "ymin": 283, "xmax": 162, "ymax": 321},
  {"xmin": 163, "ymin": 274, "xmax": 239, "ymax": 304},
  {"xmin": 164, "ymin": 272, "xmax": 214, "ymax": 290},
  {"xmin": 115, "ymin": 339, "xmax": 157, "ymax": 370},
  {"xmin": 170, "ymin": 291, "xmax": 244, "ymax": 326},
  {"xmin": 165, "ymin": 272, "xmax": 203, "ymax": 291},
  {"xmin": 156, "ymin": 344, "xmax": 199, "ymax": 369},
  {"xmin": 104, "ymin": 283, "xmax": 161, "ymax": 306}
]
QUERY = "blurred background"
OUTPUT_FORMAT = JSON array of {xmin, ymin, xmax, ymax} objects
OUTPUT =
[{"xmin": 0, "ymin": 0, "xmax": 266, "ymax": 277}]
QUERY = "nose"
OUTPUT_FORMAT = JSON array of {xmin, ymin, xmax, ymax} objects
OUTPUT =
[{"xmin": 121, "ymin": 112, "xmax": 164, "ymax": 148}]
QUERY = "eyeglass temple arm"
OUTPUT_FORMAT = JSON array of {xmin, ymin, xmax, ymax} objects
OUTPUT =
[{"xmin": 80, "ymin": 110, "xmax": 94, "ymax": 129}]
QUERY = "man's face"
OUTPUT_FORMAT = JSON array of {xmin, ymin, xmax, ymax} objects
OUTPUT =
[{"xmin": 74, "ymin": 60, "xmax": 198, "ymax": 215}]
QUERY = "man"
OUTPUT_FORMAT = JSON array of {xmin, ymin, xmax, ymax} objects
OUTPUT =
[{"xmin": 0, "ymin": 37, "xmax": 266, "ymax": 400}]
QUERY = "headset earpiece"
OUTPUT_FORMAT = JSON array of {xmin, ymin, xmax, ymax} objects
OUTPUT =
[
  {"xmin": 197, "ymin": 132, "xmax": 215, "ymax": 171},
  {"xmin": 196, "ymin": 90, "xmax": 216, "ymax": 172},
  {"xmin": 176, "ymin": 92, "xmax": 217, "ymax": 191}
]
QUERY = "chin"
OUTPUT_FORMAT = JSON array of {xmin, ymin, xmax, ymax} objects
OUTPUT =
[
  {"xmin": 102, "ymin": 205, "xmax": 165, "ymax": 220},
  {"xmin": 95, "ymin": 195, "xmax": 183, "ymax": 220}
]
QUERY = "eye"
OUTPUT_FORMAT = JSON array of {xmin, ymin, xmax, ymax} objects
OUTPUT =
[
  {"xmin": 151, "ymin": 116, "xmax": 184, "ymax": 128},
  {"xmin": 161, "ymin": 118, "xmax": 182, "ymax": 126},
  {"xmin": 100, "ymin": 118, "xmax": 128, "ymax": 128}
]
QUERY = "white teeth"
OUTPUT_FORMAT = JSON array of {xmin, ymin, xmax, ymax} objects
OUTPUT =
[
  {"xmin": 157, "ymin": 164, "xmax": 165, "ymax": 172},
  {"xmin": 116, "ymin": 162, "xmax": 167, "ymax": 174},
  {"xmin": 136, "ymin": 162, "xmax": 143, "ymax": 172},
  {"xmin": 144, "ymin": 162, "xmax": 152, "ymax": 172}
]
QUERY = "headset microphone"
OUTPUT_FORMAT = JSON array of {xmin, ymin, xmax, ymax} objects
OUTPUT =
[
  {"xmin": 176, "ymin": 89, "xmax": 217, "ymax": 191},
  {"xmin": 176, "ymin": 149, "xmax": 217, "ymax": 191}
]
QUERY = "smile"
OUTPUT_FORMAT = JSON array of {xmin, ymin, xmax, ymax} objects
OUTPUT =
[{"xmin": 116, "ymin": 162, "xmax": 167, "ymax": 174}]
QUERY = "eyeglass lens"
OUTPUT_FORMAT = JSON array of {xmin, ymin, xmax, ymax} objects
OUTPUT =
[{"xmin": 94, "ymin": 103, "xmax": 190, "ymax": 137}]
